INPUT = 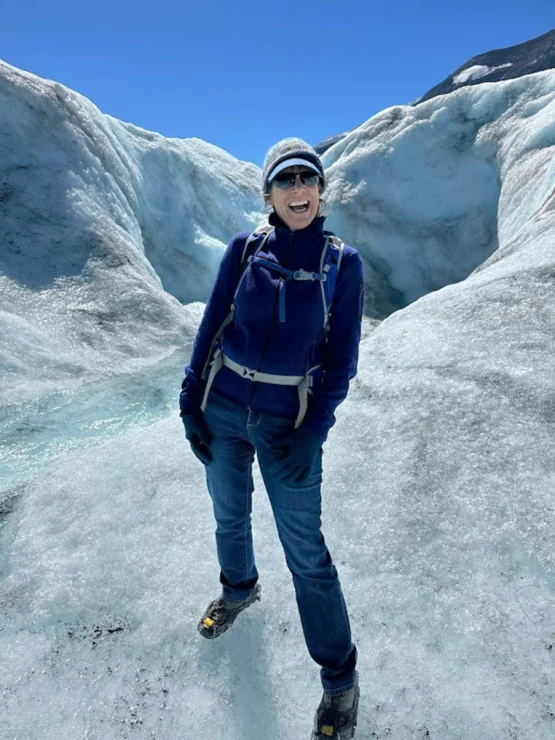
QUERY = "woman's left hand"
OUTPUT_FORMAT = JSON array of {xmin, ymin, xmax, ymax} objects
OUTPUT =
[{"xmin": 271, "ymin": 426, "xmax": 323, "ymax": 486}]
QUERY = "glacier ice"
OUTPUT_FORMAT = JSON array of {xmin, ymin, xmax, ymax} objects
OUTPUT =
[{"xmin": 0, "ymin": 58, "xmax": 554, "ymax": 739}]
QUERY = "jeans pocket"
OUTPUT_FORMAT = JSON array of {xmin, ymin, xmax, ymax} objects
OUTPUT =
[{"xmin": 191, "ymin": 440, "xmax": 212, "ymax": 466}]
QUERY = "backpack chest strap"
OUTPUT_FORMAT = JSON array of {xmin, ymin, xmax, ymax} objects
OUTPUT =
[{"xmin": 250, "ymin": 255, "xmax": 327, "ymax": 323}]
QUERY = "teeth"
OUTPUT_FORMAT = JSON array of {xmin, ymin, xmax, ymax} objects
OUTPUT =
[{"xmin": 290, "ymin": 201, "xmax": 308, "ymax": 206}]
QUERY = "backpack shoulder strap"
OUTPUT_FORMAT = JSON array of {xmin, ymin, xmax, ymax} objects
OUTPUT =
[
  {"xmin": 200, "ymin": 226, "xmax": 273, "ymax": 381},
  {"xmin": 320, "ymin": 233, "xmax": 345, "ymax": 332},
  {"xmin": 240, "ymin": 225, "xmax": 273, "ymax": 268},
  {"xmin": 234, "ymin": 225, "xmax": 273, "ymax": 296}
]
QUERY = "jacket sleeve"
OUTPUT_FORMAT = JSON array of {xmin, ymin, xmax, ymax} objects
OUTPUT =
[
  {"xmin": 302, "ymin": 247, "xmax": 364, "ymax": 442},
  {"xmin": 179, "ymin": 232, "xmax": 249, "ymax": 415}
]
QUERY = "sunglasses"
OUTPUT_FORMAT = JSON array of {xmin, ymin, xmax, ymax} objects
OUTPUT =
[{"xmin": 271, "ymin": 171, "xmax": 320, "ymax": 189}]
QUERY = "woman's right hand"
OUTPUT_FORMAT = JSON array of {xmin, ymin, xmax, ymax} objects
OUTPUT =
[{"xmin": 181, "ymin": 410, "xmax": 213, "ymax": 465}]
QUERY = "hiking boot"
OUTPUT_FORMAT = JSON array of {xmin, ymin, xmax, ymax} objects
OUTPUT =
[
  {"xmin": 197, "ymin": 583, "xmax": 261, "ymax": 639},
  {"xmin": 311, "ymin": 670, "xmax": 360, "ymax": 739}
]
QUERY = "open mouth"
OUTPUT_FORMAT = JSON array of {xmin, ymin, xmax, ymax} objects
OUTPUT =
[{"xmin": 289, "ymin": 200, "xmax": 310, "ymax": 213}]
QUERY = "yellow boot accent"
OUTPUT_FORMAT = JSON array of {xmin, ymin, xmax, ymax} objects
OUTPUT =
[
  {"xmin": 203, "ymin": 617, "xmax": 214, "ymax": 627},
  {"xmin": 321, "ymin": 726, "xmax": 334, "ymax": 737}
]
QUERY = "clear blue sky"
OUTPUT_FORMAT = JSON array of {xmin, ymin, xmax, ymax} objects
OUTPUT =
[{"xmin": 2, "ymin": 0, "xmax": 554, "ymax": 166}]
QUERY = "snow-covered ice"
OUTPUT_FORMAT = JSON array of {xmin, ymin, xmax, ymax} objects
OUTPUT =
[
  {"xmin": 453, "ymin": 63, "xmax": 513, "ymax": 85},
  {"xmin": 1, "ymin": 59, "xmax": 554, "ymax": 739},
  {"xmin": 417, "ymin": 28, "xmax": 555, "ymax": 105}
]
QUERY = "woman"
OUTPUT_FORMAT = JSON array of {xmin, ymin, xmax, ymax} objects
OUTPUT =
[{"xmin": 179, "ymin": 138, "xmax": 364, "ymax": 740}]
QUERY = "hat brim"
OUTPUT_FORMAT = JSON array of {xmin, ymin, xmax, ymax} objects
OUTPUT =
[{"xmin": 267, "ymin": 158, "xmax": 322, "ymax": 184}]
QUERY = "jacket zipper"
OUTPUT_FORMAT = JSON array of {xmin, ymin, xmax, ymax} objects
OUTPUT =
[{"xmin": 246, "ymin": 230, "xmax": 296, "ymax": 410}]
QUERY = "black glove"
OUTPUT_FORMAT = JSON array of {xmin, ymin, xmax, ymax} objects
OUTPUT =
[
  {"xmin": 181, "ymin": 409, "xmax": 212, "ymax": 465},
  {"xmin": 271, "ymin": 426, "xmax": 323, "ymax": 486}
]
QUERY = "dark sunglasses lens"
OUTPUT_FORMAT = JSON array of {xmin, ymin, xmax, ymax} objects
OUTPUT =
[
  {"xmin": 273, "ymin": 177, "xmax": 296, "ymax": 189},
  {"xmin": 302, "ymin": 174, "xmax": 320, "ymax": 186},
  {"xmin": 272, "ymin": 172, "xmax": 319, "ymax": 189}
]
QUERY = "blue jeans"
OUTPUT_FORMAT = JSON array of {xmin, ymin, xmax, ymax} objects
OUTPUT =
[{"xmin": 202, "ymin": 390, "xmax": 358, "ymax": 696}]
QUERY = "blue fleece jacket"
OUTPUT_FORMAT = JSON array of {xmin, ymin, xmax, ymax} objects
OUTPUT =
[{"xmin": 179, "ymin": 213, "xmax": 364, "ymax": 442}]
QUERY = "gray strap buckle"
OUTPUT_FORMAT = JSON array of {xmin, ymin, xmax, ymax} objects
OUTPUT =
[
  {"xmin": 293, "ymin": 269, "xmax": 315, "ymax": 280},
  {"xmin": 242, "ymin": 366, "xmax": 256, "ymax": 381}
]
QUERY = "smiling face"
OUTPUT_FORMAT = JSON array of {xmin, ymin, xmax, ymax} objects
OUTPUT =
[{"xmin": 266, "ymin": 165, "xmax": 321, "ymax": 231}]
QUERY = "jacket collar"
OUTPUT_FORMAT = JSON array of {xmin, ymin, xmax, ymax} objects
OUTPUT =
[{"xmin": 268, "ymin": 211, "xmax": 326, "ymax": 240}]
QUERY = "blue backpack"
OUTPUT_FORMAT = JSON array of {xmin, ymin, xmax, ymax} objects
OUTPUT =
[{"xmin": 200, "ymin": 226, "xmax": 344, "ymax": 427}]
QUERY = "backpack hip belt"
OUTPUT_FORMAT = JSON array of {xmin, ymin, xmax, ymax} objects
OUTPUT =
[{"xmin": 201, "ymin": 348, "xmax": 318, "ymax": 429}]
